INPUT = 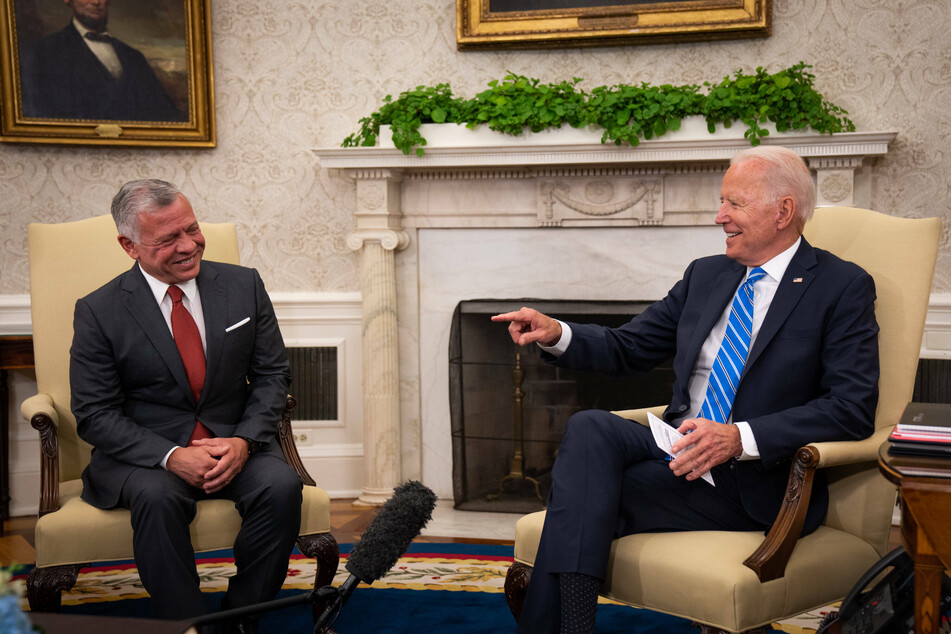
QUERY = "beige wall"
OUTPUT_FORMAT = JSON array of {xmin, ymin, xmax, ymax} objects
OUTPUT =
[{"xmin": 1, "ymin": 0, "xmax": 949, "ymax": 296}]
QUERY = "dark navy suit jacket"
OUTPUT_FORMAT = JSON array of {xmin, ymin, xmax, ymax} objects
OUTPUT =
[
  {"xmin": 70, "ymin": 261, "xmax": 291, "ymax": 509},
  {"xmin": 21, "ymin": 22, "xmax": 183, "ymax": 121},
  {"xmin": 551, "ymin": 238, "xmax": 880, "ymax": 532}
]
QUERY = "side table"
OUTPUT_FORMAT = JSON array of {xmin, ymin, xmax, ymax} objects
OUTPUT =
[
  {"xmin": 878, "ymin": 441, "xmax": 951, "ymax": 634},
  {"xmin": 0, "ymin": 335, "xmax": 34, "ymax": 536}
]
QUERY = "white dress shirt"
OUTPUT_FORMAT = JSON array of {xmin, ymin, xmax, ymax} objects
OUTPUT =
[{"xmin": 542, "ymin": 237, "xmax": 802, "ymax": 460}]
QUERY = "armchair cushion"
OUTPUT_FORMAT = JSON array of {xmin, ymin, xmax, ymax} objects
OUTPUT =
[
  {"xmin": 33, "ymin": 480, "xmax": 332, "ymax": 568},
  {"xmin": 513, "ymin": 510, "xmax": 881, "ymax": 632}
]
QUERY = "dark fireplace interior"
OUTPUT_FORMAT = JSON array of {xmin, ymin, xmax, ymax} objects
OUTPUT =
[{"xmin": 449, "ymin": 299, "xmax": 676, "ymax": 513}]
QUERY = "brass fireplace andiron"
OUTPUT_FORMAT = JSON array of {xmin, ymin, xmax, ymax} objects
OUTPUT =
[{"xmin": 488, "ymin": 350, "xmax": 543, "ymax": 502}]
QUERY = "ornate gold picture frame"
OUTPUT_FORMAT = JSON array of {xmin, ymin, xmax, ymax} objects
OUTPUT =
[
  {"xmin": 0, "ymin": 0, "xmax": 214, "ymax": 147},
  {"xmin": 456, "ymin": 0, "xmax": 771, "ymax": 49}
]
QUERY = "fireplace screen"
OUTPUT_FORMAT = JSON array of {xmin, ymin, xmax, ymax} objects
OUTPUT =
[{"xmin": 449, "ymin": 299, "xmax": 676, "ymax": 513}]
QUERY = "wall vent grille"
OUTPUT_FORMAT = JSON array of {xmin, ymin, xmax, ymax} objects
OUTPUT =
[{"xmin": 287, "ymin": 346, "xmax": 338, "ymax": 420}]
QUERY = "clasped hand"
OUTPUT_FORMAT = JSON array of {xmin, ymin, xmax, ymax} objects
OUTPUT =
[
  {"xmin": 166, "ymin": 437, "xmax": 250, "ymax": 494},
  {"xmin": 668, "ymin": 418, "xmax": 742, "ymax": 481}
]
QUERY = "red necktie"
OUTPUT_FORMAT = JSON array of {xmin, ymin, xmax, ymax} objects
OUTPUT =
[{"xmin": 167, "ymin": 285, "xmax": 212, "ymax": 444}]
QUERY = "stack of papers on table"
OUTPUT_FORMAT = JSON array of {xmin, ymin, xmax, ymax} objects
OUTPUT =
[{"xmin": 888, "ymin": 402, "xmax": 951, "ymax": 458}]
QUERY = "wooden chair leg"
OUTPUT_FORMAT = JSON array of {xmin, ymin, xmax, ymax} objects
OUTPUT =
[
  {"xmin": 297, "ymin": 532, "xmax": 340, "ymax": 623},
  {"xmin": 504, "ymin": 561, "xmax": 533, "ymax": 622},
  {"xmin": 26, "ymin": 564, "xmax": 85, "ymax": 612}
]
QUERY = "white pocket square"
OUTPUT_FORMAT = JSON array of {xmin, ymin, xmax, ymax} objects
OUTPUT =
[{"xmin": 225, "ymin": 317, "xmax": 251, "ymax": 332}]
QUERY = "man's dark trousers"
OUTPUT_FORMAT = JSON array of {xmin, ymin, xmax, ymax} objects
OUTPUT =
[
  {"xmin": 515, "ymin": 409, "xmax": 767, "ymax": 634},
  {"xmin": 120, "ymin": 453, "xmax": 302, "ymax": 620}
]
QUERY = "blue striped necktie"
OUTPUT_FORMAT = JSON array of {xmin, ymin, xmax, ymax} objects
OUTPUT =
[{"xmin": 699, "ymin": 267, "xmax": 767, "ymax": 423}]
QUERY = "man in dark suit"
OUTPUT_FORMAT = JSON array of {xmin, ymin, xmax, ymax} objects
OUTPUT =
[
  {"xmin": 20, "ymin": 0, "xmax": 183, "ymax": 121},
  {"xmin": 70, "ymin": 179, "xmax": 301, "ymax": 632},
  {"xmin": 493, "ymin": 146, "xmax": 880, "ymax": 633}
]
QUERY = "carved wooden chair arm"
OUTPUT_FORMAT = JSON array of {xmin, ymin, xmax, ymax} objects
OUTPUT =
[
  {"xmin": 278, "ymin": 394, "xmax": 317, "ymax": 486},
  {"xmin": 22, "ymin": 393, "xmax": 61, "ymax": 516},
  {"xmin": 742, "ymin": 445, "xmax": 820, "ymax": 582},
  {"xmin": 742, "ymin": 427, "xmax": 889, "ymax": 582}
]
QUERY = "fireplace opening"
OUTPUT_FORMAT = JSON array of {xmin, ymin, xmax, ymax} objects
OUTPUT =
[{"xmin": 449, "ymin": 299, "xmax": 676, "ymax": 513}]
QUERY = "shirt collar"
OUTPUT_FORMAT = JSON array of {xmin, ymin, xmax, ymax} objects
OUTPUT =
[
  {"xmin": 72, "ymin": 18, "xmax": 111, "ymax": 40},
  {"xmin": 137, "ymin": 263, "xmax": 199, "ymax": 305},
  {"xmin": 751, "ymin": 236, "xmax": 801, "ymax": 283}
]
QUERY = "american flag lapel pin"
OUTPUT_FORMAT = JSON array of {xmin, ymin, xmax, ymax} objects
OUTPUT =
[{"xmin": 793, "ymin": 277, "xmax": 803, "ymax": 283}]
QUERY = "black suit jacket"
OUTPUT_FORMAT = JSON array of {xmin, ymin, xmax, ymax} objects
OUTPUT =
[
  {"xmin": 70, "ymin": 261, "xmax": 291, "ymax": 509},
  {"xmin": 21, "ymin": 22, "xmax": 183, "ymax": 121},
  {"xmin": 552, "ymin": 238, "xmax": 880, "ymax": 531}
]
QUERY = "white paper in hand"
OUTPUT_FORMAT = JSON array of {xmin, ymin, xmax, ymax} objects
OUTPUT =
[{"xmin": 647, "ymin": 412, "xmax": 715, "ymax": 486}]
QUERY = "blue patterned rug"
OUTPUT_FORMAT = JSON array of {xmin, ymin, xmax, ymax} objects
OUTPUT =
[{"xmin": 19, "ymin": 542, "xmax": 828, "ymax": 632}]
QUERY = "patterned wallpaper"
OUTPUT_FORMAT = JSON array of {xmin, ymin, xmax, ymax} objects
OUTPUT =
[{"xmin": 1, "ymin": 0, "xmax": 949, "ymax": 295}]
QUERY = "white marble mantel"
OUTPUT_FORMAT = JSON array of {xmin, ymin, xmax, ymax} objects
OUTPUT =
[{"xmin": 314, "ymin": 126, "xmax": 895, "ymax": 502}]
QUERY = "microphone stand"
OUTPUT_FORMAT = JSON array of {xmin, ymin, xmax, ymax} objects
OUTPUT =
[
  {"xmin": 186, "ymin": 585, "xmax": 339, "ymax": 633},
  {"xmin": 313, "ymin": 575, "xmax": 360, "ymax": 633}
]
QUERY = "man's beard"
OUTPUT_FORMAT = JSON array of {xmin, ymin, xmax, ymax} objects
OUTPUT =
[{"xmin": 76, "ymin": 13, "xmax": 108, "ymax": 33}]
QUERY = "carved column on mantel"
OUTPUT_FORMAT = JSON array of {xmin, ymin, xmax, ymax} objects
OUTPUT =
[
  {"xmin": 808, "ymin": 157, "xmax": 866, "ymax": 207},
  {"xmin": 346, "ymin": 169, "xmax": 409, "ymax": 506}
]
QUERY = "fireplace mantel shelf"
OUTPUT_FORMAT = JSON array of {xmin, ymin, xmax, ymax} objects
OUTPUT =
[{"xmin": 315, "ymin": 129, "xmax": 896, "ymax": 172}]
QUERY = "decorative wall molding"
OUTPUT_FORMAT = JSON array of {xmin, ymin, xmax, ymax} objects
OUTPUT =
[
  {"xmin": 0, "ymin": 294, "xmax": 30, "ymax": 335},
  {"xmin": 922, "ymin": 294, "xmax": 951, "ymax": 360},
  {"xmin": 538, "ymin": 178, "xmax": 661, "ymax": 227}
]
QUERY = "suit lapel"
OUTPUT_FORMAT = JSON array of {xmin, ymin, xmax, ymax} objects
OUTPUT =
[
  {"xmin": 685, "ymin": 262, "xmax": 746, "ymax": 364},
  {"xmin": 197, "ymin": 264, "xmax": 227, "ymax": 405},
  {"xmin": 744, "ymin": 239, "xmax": 818, "ymax": 372},
  {"xmin": 119, "ymin": 264, "xmax": 193, "ymax": 398},
  {"xmin": 64, "ymin": 24, "xmax": 117, "ymax": 84}
]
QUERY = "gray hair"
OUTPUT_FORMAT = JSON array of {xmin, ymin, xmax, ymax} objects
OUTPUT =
[
  {"xmin": 111, "ymin": 179, "xmax": 184, "ymax": 242},
  {"xmin": 730, "ymin": 146, "xmax": 816, "ymax": 226}
]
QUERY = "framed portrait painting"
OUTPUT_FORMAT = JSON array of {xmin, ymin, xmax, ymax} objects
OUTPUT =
[
  {"xmin": 456, "ymin": 0, "xmax": 771, "ymax": 49},
  {"xmin": 0, "ymin": 0, "xmax": 214, "ymax": 147}
]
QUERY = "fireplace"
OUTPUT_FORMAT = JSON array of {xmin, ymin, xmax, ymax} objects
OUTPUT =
[{"xmin": 449, "ymin": 299, "xmax": 675, "ymax": 512}]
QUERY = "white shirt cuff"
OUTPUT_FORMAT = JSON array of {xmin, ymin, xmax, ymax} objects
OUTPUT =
[
  {"xmin": 538, "ymin": 320, "xmax": 572, "ymax": 356},
  {"xmin": 734, "ymin": 421, "xmax": 760, "ymax": 460},
  {"xmin": 161, "ymin": 446, "xmax": 180, "ymax": 469}
]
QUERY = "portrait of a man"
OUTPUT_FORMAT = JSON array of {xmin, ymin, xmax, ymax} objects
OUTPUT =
[{"xmin": 16, "ymin": 0, "xmax": 187, "ymax": 122}]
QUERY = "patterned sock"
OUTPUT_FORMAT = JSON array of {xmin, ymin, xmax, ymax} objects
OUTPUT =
[{"xmin": 559, "ymin": 572, "xmax": 600, "ymax": 634}]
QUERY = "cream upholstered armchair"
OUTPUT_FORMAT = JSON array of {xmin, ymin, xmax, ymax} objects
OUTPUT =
[
  {"xmin": 504, "ymin": 207, "xmax": 942, "ymax": 633},
  {"xmin": 23, "ymin": 214, "xmax": 339, "ymax": 612}
]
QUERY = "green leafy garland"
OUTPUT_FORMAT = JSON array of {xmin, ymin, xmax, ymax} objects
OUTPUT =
[{"xmin": 342, "ymin": 62, "xmax": 854, "ymax": 156}]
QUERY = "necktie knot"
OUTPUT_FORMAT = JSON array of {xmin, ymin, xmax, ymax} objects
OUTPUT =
[
  {"xmin": 747, "ymin": 267, "xmax": 767, "ymax": 285},
  {"xmin": 84, "ymin": 31, "xmax": 112, "ymax": 42},
  {"xmin": 167, "ymin": 285, "xmax": 184, "ymax": 304}
]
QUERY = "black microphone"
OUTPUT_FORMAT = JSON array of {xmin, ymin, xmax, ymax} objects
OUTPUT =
[{"xmin": 314, "ymin": 480, "xmax": 437, "ymax": 633}]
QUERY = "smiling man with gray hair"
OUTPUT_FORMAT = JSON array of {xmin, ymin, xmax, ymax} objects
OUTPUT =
[
  {"xmin": 70, "ymin": 179, "xmax": 299, "ymax": 633},
  {"xmin": 493, "ymin": 146, "xmax": 879, "ymax": 633}
]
